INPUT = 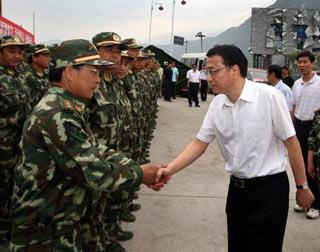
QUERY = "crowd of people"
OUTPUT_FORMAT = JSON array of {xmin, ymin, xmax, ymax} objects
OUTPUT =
[{"xmin": 0, "ymin": 33, "xmax": 165, "ymax": 252}]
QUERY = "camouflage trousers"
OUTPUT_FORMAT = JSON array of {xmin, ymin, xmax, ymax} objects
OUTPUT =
[
  {"xmin": 0, "ymin": 157, "xmax": 19, "ymax": 242},
  {"xmin": 11, "ymin": 221, "xmax": 96, "ymax": 252}
]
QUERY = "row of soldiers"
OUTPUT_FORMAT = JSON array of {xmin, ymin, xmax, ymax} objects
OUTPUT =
[{"xmin": 0, "ymin": 33, "xmax": 163, "ymax": 251}]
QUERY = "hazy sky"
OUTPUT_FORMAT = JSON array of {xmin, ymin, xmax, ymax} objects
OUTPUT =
[{"xmin": 3, "ymin": 0, "xmax": 276, "ymax": 44}]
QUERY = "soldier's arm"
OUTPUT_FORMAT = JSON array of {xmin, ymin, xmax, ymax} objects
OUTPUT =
[{"xmin": 43, "ymin": 111, "xmax": 143, "ymax": 192}]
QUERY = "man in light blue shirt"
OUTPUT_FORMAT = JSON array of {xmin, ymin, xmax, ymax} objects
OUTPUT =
[
  {"xmin": 267, "ymin": 64, "xmax": 293, "ymax": 111},
  {"xmin": 171, "ymin": 61, "xmax": 179, "ymax": 99}
]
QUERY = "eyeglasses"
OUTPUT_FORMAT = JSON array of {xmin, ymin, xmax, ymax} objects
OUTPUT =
[{"xmin": 205, "ymin": 66, "xmax": 226, "ymax": 76}]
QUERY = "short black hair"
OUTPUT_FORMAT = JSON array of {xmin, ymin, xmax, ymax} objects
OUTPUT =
[
  {"xmin": 296, "ymin": 51, "xmax": 315, "ymax": 62},
  {"xmin": 206, "ymin": 45, "xmax": 247, "ymax": 78},
  {"xmin": 192, "ymin": 64, "xmax": 197, "ymax": 68},
  {"xmin": 48, "ymin": 67, "xmax": 65, "ymax": 82},
  {"xmin": 267, "ymin": 64, "xmax": 282, "ymax": 79},
  {"xmin": 281, "ymin": 66, "xmax": 289, "ymax": 71}
]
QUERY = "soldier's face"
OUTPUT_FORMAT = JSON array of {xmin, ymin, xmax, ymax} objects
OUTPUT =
[
  {"xmin": 33, "ymin": 53, "xmax": 50, "ymax": 69},
  {"xmin": 0, "ymin": 46, "xmax": 24, "ymax": 67},
  {"xmin": 98, "ymin": 45, "xmax": 121, "ymax": 64},
  {"xmin": 128, "ymin": 48, "xmax": 139, "ymax": 58},
  {"xmin": 115, "ymin": 58, "xmax": 130, "ymax": 79},
  {"xmin": 70, "ymin": 65, "xmax": 101, "ymax": 99}
]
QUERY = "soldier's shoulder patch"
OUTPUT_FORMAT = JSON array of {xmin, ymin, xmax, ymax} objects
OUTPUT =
[
  {"xmin": 102, "ymin": 73, "xmax": 112, "ymax": 82},
  {"xmin": 60, "ymin": 99, "xmax": 75, "ymax": 112},
  {"xmin": 74, "ymin": 103, "xmax": 84, "ymax": 113}
]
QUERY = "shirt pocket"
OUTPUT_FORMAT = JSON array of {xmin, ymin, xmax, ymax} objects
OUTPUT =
[{"xmin": 243, "ymin": 122, "xmax": 266, "ymax": 147}]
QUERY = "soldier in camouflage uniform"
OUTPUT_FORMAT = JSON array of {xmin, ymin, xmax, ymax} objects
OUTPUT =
[
  {"xmin": 10, "ymin": 39, "xmax": 160, "ymax": 252},
  {"xmin": 0, "ymin": 35, "xmax": 30, "ymax": 243},
  {"xmin": 24, "ymin": 44, "xmax": 50, "ymax": 109},
  {"xmin": 308, "ymin": 110, "xmax": 320, "ymax": 197},
  {"xmin": 89, "ymin": 32, "xmax": 135, "ymax": 249}
]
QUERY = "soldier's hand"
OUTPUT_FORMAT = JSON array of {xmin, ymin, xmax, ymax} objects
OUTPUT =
[{"xmin": 141, "ymin": 163, "xmax": 159, "ymax": 185}]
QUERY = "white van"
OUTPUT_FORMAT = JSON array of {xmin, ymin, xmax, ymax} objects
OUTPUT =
[{"xmin": 181, "ymin": 52, "xmax": 207, "ymax": 70}]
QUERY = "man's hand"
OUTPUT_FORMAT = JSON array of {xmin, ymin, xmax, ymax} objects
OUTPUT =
[
  {"xmin": 307, "ymin": 158, "xmax": 315, "ymax": 178},
  {"xmin": 296, "ymin": 189, "xmax": 314, "ymax": 212},
  {"xmin": 156, "ymin": 166, "xmax": 172, "ymax": 184},
  {"xmin": 141, "ymin": 163, "xmax": 159, "ymax": 185}
]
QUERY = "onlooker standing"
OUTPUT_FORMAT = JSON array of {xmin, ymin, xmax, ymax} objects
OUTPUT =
[
  {"xmin": 171, "ymin": 61, "xmax": 179, "ymax": 99},
  {"xmin": 282, "ymin": 66, "xmax": 294, "ymax": 88},
  {"xmin": 292, "ymin": 51, "xmax": 320, "ymax": 219},
  {"xmin": 186, "ymin": 64, "xmax": 200, "ymax": 107},
  {"xmin": 200, "ymin": 67, "xmax": 208, "ymax": 101},
  {"xmin": 163, "ymin": 61, "xmax": 173, "ymax": 102},
  {"xmin": 267, "ymin": 64, "xmax": 292, "ymax": 111}
]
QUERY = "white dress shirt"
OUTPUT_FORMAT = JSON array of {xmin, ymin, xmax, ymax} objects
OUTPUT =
[
  {"xmin": 199, "ymin": 70, "xmax": 208, "ymax": 80},
  {"xmin": 197, "ymin": 80, "xmax": 295, "ymax": 179},
  {"xmin": 186, "ymin": 69, "xmax": 200, "ymax": 83},
  {"xmin": 274, "ymin": 80, "xmax": 293, "ymax": 111},
  {"xmin": 292, "ymin": 73, "xmax": 320, "ymax": 121}
]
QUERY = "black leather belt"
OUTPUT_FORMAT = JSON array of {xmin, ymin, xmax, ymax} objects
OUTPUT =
[
  {"xmin": 230, "ymin": 171, "xmax": 285, "ymax": 189},
  {"xmin": 295, "ymin": 117, "xmax": 313, "ymax": 126}
]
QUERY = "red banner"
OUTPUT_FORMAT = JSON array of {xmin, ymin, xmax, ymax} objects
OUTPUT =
[{"xmin": 0, "ymin": 16, "xmax": 34, "ymax": 44}]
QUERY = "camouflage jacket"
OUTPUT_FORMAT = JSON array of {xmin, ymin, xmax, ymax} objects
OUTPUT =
[
  {"xmin": 89, "ymin": 73, "xmax": 123, "ymax": 151},
  {"xmin": 25, "ymin": 65, "xmax": 49, "ymax": 109},
  {"xmin": 11, "ymin": 86, "xmax": 142, "ymax": 242},
  {"xmin": 0, "ymin": 64, "xmax": 30, "ymax": 166}
]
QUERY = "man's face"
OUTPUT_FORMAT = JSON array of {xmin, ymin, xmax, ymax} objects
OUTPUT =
[
  {"xmin": 0, "ymin": 46, "xmax": 24, "ymax": 67},
  {"xmin": 98, "ymin": 45, "xmax": 121, "ymax": 64},
  {"xmin": 266, "ymin": 71, "xmax": 274, "ymax": 84},
  {"xmin": 33, "ymin": 53, "xmax": 50, "ymax": 69},
  {"xmin": 282, "ymin": 68, "xmax": 289, "ymax": 78},
  {"xmin": 69, "ymin": 65, "xmax": 101, "ymax": 99},
  {"xmin": 206, "ymin": 55, "xmax": 234, "ymax": 94},
  {"xmin": 115, "ymin": 57, "xmax": 131, "ymax": 79},
  {"xmin": 127, "ymin": 48, "xmax": 139, "ymax": 58},
  {"xmin": 297, "ymin": 56, "xmax": 314, "ymax": 76}
]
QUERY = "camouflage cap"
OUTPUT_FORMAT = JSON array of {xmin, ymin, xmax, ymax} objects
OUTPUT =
[
  {"xmin": 122, "ymin": 38, "xmax": 143, "ymax": 49},
  {"xmin": 137, "ymin": 51, "xmax": 148, "ymax": 59},
  {"xmin": 27, "ymin": 44, "xmax": 50, "ymax": 55},
  {"xmin": 121, "ymin": 50, "xmax": 134, "ymax": 60},
  {"xmin": 50, "ymin": 39, "xmax": 114, "ymax": 69},
  {"xmin": 0, "ymin": 35, "xmax": 26, "ymax": 49},
  {"xmin": 143, "ymin": 49, "xmax": 156, "ymax": 58},
  {"xmin": 92, "ymin": 32, "xmax": 127, "ymax": 50}
]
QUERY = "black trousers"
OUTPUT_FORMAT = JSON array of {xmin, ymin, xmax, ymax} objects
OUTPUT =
[
  {"xmin": 200, "ymin": 80, "xmax": 208, "ymax": 101},
  {"xmin": 294, "ymin": 119, "xmax": 320, "ymax": 209},
  {"xmin": 164, "ymin": 81, "xmax": 172, "ymax": 101},
  {"xmin": 188, "ymin": 82, "xmax": 199, "ymax": 106},
  {"xmin": 171, "ymin": 81, "xmax": 176, "ymax": 99},
  {"xmin": 226, "ymin": 172, "xmax": 289, "ymax": 252}
]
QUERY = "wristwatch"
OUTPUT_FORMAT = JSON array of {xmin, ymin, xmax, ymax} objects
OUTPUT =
[{"xmin": 296, "ymin": 182, "xmax": 309, "ymax": 190}]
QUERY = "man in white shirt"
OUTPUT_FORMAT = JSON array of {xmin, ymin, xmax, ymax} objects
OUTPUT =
[
  {"xmin": 186, "ymin": 64, "xmax": 200, "ymax": 107},
  {"xmin": 266, "ymin": 64, "xmax": 293, "ymax": 111},
  {"xmin": 199, "ymin": 68, "xmax": 209, "ymax": 101},
  {"xmin": 171, "ymin": 61, "xmax": 179, "ymax": 99},
  {"xmin": 156, "ymin": 45, "xmax": 314, "ymax": 252},
  {"xmin": 292, "ymin": 51, "xmax": 320, "ymax": 219}
]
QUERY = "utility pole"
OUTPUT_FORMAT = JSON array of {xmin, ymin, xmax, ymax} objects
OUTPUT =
[
  {"xmin": 185, "ymin": 40, "xmax": 188, "ymax": 53},
  {"xmin": 195, "ymin": 32, "xmax": 206, "ymax": 52}
]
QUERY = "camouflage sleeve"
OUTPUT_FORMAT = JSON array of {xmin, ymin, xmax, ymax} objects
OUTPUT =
[
  {"xmin": 308, "ymin": 112, "xmax": 320, "ymax": 152},
  {"xmin": 43, "ymin": 111, "xmax": 143, "ymax": 192}
]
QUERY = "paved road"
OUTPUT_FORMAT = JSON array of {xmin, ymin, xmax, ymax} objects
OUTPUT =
[{"xmin": 124, "ymin": 96, "xmax": 320, "ymax": 252}]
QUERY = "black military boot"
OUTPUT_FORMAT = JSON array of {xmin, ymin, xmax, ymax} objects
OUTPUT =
[
  {"xmin": 120, "ymin": 210, "xmax": 136, "ymax": 222},
  {"xmin": 115, "ymin": 223, "xmax": 134, "ymax": 241},
  {"xmin": 105, "ymin": 240, "xmax": 127, "ymax": 252}
]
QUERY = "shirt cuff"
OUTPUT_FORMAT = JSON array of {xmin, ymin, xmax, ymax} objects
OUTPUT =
[{"xmin": 131, "ymin": 164, "xmax": 143, "ymax": 188}]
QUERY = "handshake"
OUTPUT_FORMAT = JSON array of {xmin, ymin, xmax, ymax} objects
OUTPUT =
[{"xmin": 140, "ymin": 163, "xmax": 172, "ymax": 190}]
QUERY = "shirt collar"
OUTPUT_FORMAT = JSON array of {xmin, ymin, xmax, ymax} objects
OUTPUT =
[
  {"xmin": 299, "ymin": 72, "xmax": 318, "ymax": 85},
  {"xmin": 274, "ymin": 80, "xmax": 283, "ymax": 88},
  {"xmin": 223, "ymin": 79, "xmax": 255, "ymax": 107}
]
